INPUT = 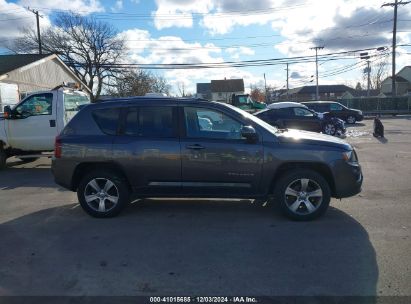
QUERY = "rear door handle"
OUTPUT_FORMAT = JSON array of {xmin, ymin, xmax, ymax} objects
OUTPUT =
[{"xmin": 186, "ymin": 144, "xmax": 205, "ymax": 150}]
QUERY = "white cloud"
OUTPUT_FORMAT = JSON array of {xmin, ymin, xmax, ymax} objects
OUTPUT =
[
  {"xmin": 17, "ymin": 0, "xmax": 104, "ymax": 15},
  {"xmin": 152, "ymin": 0, "xmax": 213, "ymax": 30},
  {"xmin": 0, "ymin": 0, "xmax": 52, "ymax": 48},
  {"xmin": 225, "ymin": 46, "xmax": 254, "ymax": 59},
  {"xmin": 111, "ymin": 0, "xmax": 123, "ymax": 12}
]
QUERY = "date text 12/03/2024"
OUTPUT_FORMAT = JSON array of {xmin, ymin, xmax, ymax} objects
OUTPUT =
[{"xmin": 149, "ymin": 297, "xmax": 258, "ymax": 303}]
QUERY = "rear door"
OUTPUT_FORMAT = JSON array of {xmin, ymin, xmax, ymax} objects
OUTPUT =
[
  {"xmin": 113, "ymin": 105, "xmax": 181, "ymax": 196},
  {"xmin": 6, "ymin": 92, "xmax": 57, "ymax": 151},
  {"xmin": 180, "ymin": 106, "xmax": 263, "ymax": 197}
]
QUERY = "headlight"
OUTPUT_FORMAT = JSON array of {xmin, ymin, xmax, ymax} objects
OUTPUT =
[{"xmin": 342, "ymin": 150, "xmax": 358, "ymax": 163}]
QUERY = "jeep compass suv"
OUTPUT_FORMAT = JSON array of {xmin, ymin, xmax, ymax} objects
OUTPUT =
[{"xmin": 52, "ymin": 97, "xmax": 362, "ymax": 221}]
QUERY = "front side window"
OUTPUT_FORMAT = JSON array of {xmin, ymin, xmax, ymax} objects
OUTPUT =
[
  {"xmin": 124, "ymin": 106, "xmax": 174, "ymax": 138},
  {"xmin": 184, "ymin": 107, "xmax": 244, "ymax": 140},
  {"xmin": 293, "ymin": 107, "xmax": 314, "ymax": 117},
  {"xmin": 330, "ymin": 103, "xmax": 343, "ymax": 111},
  {"xmin": 14, "ymin": 93, "xmax": 53, "ymax": 117}
]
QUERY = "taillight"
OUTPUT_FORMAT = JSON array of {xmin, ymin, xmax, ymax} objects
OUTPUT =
[{"xmin": 54, "ymin": 136, "xmax": 62, "ymax": 158}]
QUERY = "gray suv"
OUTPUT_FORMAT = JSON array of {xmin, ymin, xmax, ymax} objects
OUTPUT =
[{"xmin": 52, "ymin": 97, "xmax": 362, "ymax": 221}]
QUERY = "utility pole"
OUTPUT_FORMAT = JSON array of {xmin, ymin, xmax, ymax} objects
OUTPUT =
[
  {"xmin": 263, "ymin": 73, "xmax": 268, "ymax": 103},
  {"xmin": 310, "ymin": 46, "xmax": 324, "ymax": 100},
  {"xmin": 286, "ymin": 63, "xmax": 289, "ymax": 99},
  {"xmin": 367, "ymin": 60, "xmax": 371, "ymax": 96},
  {"xmin": 27, "ymin": 7, "xmax": 43, "ymax": 54},
  {"xmin": 382, "ymin": 0, "xmax": 411, "ymax": 96}
]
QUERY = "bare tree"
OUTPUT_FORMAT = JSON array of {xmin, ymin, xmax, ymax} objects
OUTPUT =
[
  {"xmin": 108, "ymin": 70, "xmax": 170, "ymax": 97},
  {"xmin": 11, "ymin": 12, "xmax": 125, "ymax": 101},
  {"xmin": 362, "ymin": 58, "xmax": 389, "ymax": 91}
]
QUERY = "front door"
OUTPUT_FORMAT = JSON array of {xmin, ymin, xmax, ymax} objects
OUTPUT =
[
  {"xmin": 6, "ymin": 93, "xmax": 57, "ymax": 151},
  {"xmin": 180, "ymin": 106, "xmax": 263, "ymax": 197},
  {"xmin": 288, "ymin": 107, "xmax": 321, "ymax": 132}
]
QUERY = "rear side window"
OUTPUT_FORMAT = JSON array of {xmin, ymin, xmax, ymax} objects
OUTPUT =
[
  {"xmin": 92, "ymin": 108, "xmax": 120, "ymax": 135},
  {"xmin": 124, "ymin": 106, "xmax": 174, "ymax": 138}
]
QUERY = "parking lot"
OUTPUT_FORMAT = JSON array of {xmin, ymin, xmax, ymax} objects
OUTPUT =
[{"xmin": 0, "ymin": 117, "xmax": 410, "ymax": 297}]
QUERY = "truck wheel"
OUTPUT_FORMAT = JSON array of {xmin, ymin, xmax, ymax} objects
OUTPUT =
[
  {"xmin": 273, "ymin": 169, "xmax": 331, "ymax": 221},
  {"xmin": 0, "ymin": 149, "xmax": 6, "ymax": 170},
  {"xmin": 77, "ymin": 170, "xmax": 130, "ymax": 218}
]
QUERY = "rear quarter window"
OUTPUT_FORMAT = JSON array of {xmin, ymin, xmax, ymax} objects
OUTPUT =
[{"xmin": 92, "ymin": 108, "xmax": 120, "ymax": 135}]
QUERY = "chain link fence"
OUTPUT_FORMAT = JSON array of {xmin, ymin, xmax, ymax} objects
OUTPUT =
[{"xmin": 339, "ymin": 96, "xmax": 411, "ymax": 115}]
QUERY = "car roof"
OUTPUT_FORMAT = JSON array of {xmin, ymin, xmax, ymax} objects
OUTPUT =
[
  {"xmin": 93, "ymin": 96, "xmax": 211, "ymax": 106},
  {"xmin": 267, "ymin": 102, "xmax": 307, "ymax": 109},
  {"xmin": 302, "ymin": 101, "xmax": 337, "ymax": 104}
]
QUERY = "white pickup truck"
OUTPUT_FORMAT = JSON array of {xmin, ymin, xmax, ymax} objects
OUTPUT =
[{"xmin": 0, "ymin": 87, "xmax": 90, "ymax": 169}]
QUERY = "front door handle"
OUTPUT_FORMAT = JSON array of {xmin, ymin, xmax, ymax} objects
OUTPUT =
[
  {"xmin": 49, "ymin": 120, "xmax": 56, "ymax": 127},
  {"xmin": 186, "ymin": 144, "xmax": 205, "ymax": 150}
]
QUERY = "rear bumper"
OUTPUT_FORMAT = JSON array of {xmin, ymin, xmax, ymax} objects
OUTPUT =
[
  {"xmin": 51, "ymin": 157, "xmax": 76, "ymax": 191},
  {"xmin": 332, "ymin": 161, "xmax": 363, "ymax": 198}
]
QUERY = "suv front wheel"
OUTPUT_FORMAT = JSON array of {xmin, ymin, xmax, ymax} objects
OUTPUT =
[
  {"xmin": 273, "ymin": 169, "xmax": 331, "ymax": 221},
  {"xmin": 77, "ymin": 170, "xmax": 130, "ymax": 218}
]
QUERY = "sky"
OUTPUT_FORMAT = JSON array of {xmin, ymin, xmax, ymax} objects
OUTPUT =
[{"xmin": 1, "ymin": 0, "xmax": 411, "ymax": 95}]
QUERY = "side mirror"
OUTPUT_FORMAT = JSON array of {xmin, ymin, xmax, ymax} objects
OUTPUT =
[
  {"xmin": 241, "ymin": 125, "xmax": 258, "ymax": 143},
  {"xmin": 3, "ymin": 106, "xmax": 11, "ymax": 119}
]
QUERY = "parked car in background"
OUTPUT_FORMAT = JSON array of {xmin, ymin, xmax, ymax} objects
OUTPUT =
[
  {"xmin": 302, "ymin": 101, "xmax": 363, "ymax": 124},
  {"xmin": 52, "ymin": 97, "xmax": 362, "ymax": 221},
  {"xmin": 0, "ymin": 85, "xmax": 90, "ymax": 169},
  {"xmin": 254, "ymin": 102, "xmax": 346, "ymax": 136}
]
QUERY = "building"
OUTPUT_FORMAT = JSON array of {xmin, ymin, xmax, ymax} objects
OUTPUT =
[
  {"xmin": 381, "ymin": 70, "xmax": 411, "ymax": 96},
  {"xmin": 210, "ymin": 79, "xmax": 245, "ymax": 102},
  {"xmin": 281, "ymin": 85, "xmax": 355, "ymax": 102},
  {"xmin": 196, "ymin": 83, "xmax": 211, "ymax": 100},
  {"xmin": 0, "ymin": 53, "xmax": 90, "ymax": 99}
]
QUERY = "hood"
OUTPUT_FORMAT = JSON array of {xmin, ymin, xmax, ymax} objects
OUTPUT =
[{"xmin": 275, "ymin": 129, "xmax": 351, "ymax": 150}]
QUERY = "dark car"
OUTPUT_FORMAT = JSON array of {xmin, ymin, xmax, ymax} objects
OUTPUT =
[
  {"xmin": 52, "ymin": 97, "xmax": 362, "ymax": 221},
  {"xmin": 254, "ymin": 102, "xmax": 346, "ymax": 136},
  {"xmin": 302, "ymin": 101, "xmax": 363, "ymax": 124}
]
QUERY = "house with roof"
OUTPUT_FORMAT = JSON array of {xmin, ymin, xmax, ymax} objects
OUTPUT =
[
  {"xmin": 0, "ymin": 53, "xmax": 90, "ymax": 101},
  {"xmin": 381, "ymin": 66, "xmax": 411, "ymax": 96},
  {"xmin": 210, "ymin": 79, "xmax": 245, "ymax": 102},
  {"xmin": 281, "ymin": 85, "xmax": 355, "ymax": 102}
]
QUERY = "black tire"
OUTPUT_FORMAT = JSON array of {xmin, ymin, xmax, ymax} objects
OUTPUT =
[
  {"xmin": 19, "ymin": 157, "xmax": 39, "ymax": 163},
  {"xmin": 273, "ymin": 169, "xmax": 331, "ymax": 221},
  {"xmin": 77, "ymin": 170, "xmax": 130, "ymax": 218},
  {"xmin": 0, "ymin": 149, "xmax": 6, "ymax": 170},
  {"xmin": 346, "ymin": 115, "xmax": 356, "ymax": 124}
]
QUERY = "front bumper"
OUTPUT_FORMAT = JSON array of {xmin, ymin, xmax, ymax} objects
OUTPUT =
[{"xmin": 332, "ymin": 160, "xmax": 363, "ymax": 198}]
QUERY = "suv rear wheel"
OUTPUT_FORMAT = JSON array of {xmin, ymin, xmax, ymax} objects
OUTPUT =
[
  {"xmin": 77, "ymin": 170, "xmax": 130, "ymax": 218},
  {"xmin": 273, "ymin": 169, "xmax": 331, "ymax": 221}
]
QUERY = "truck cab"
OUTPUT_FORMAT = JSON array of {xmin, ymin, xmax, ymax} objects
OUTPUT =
[
  {"xmin": 231, "ymin": 94, "xmax": 267, "ymax": 113},
  {"xmin": 0, "ymin": 87, "xmax": 89, "ymax": 168}
]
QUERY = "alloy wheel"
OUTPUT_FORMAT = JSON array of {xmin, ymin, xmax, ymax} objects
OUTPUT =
[
  {"xmin": 347, "ymin": 116, "xmax": 356, "ymax": 124},
  {"xmin": 84, "ymin": 178, "xmax": 119, "ymax": 213},
  {"xmin": 324, "ymin": 123, "xmax": 336, "ymax": 135},
  {"xmin": 284, "ymin": 178, "xmax": 323, "ymax": 215}
]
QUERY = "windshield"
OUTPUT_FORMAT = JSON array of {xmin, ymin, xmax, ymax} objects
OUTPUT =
[
  {"xmin": 64, "ymin": 91, "xmax": 90, "ymax": 112},
  {"xmin": 222, "ymin": 103, "xmax": 279, "ymax": 133}
]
